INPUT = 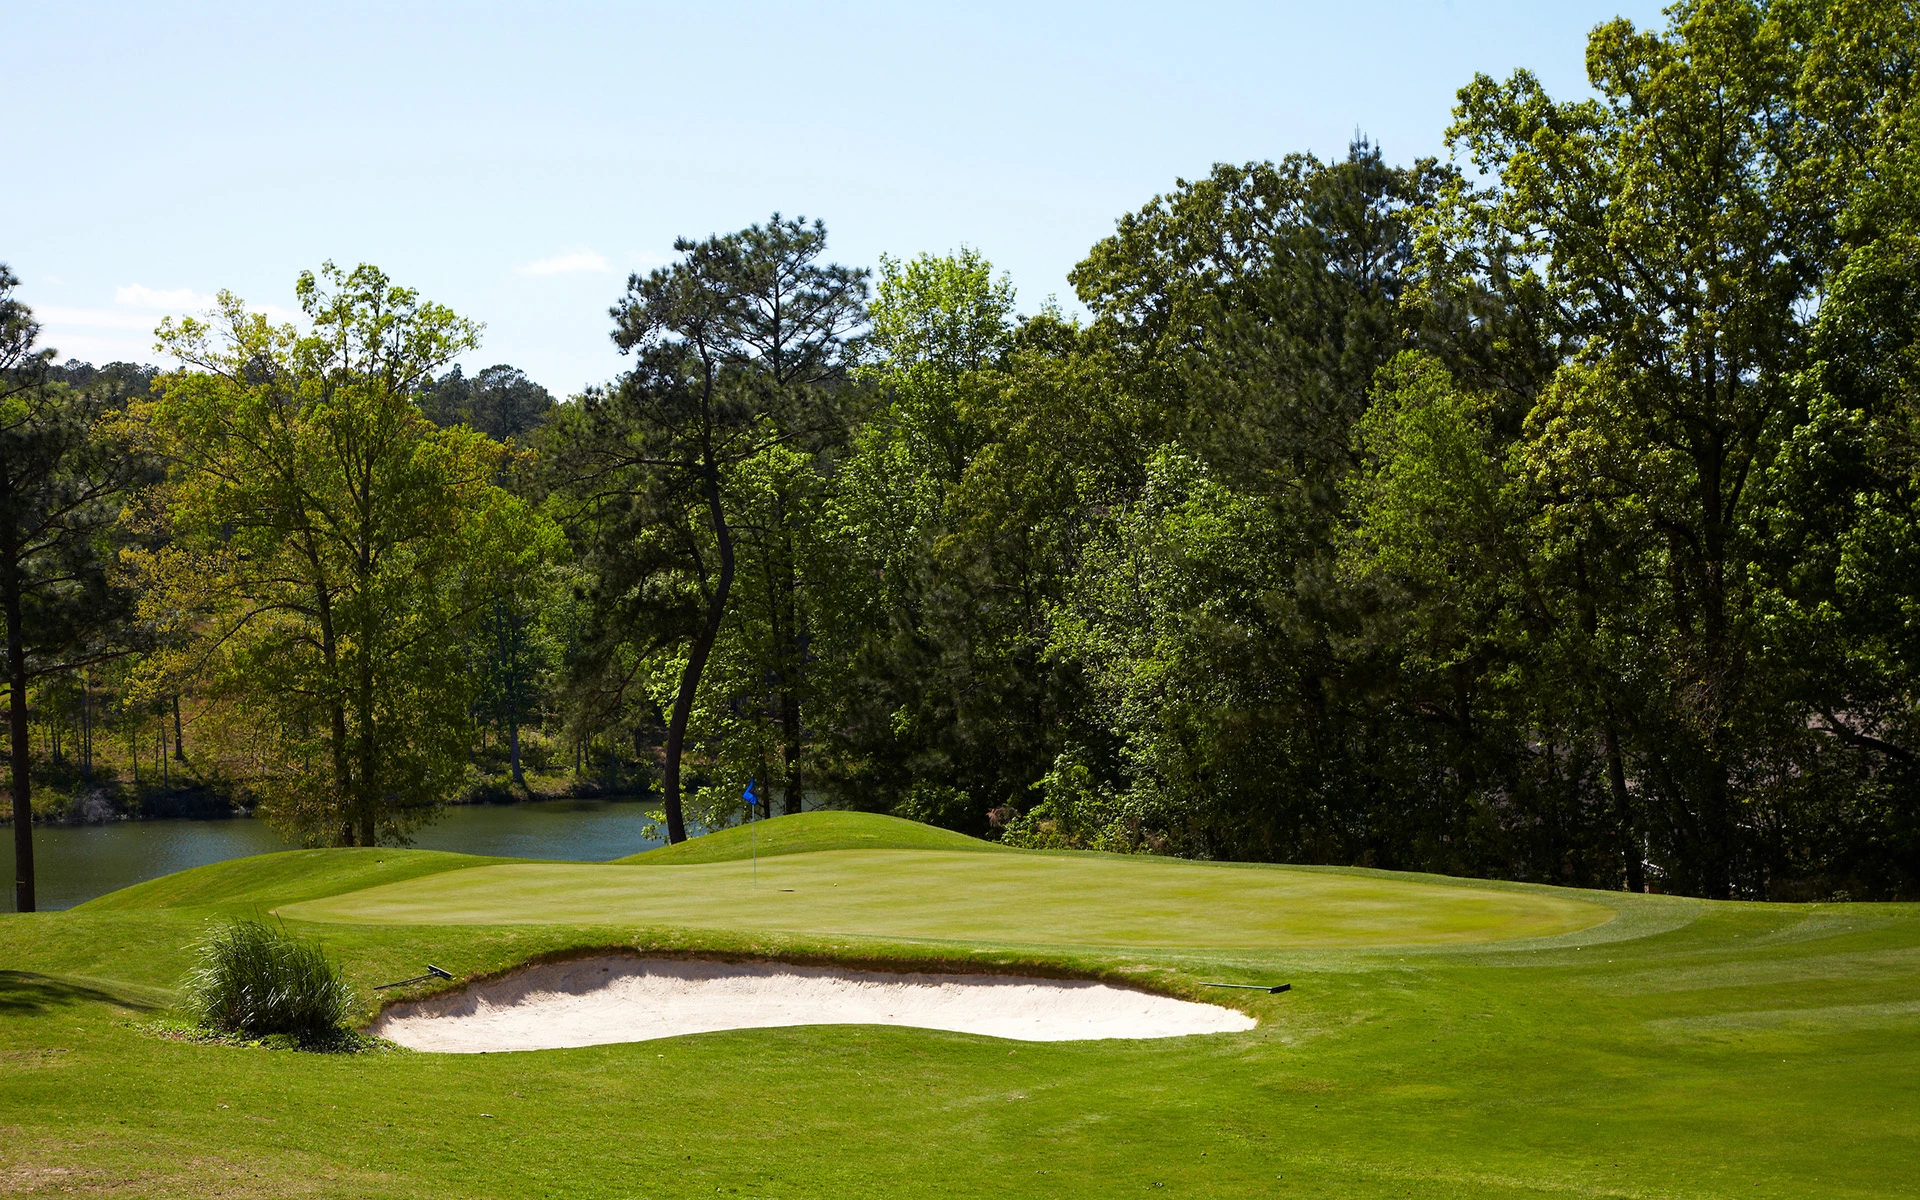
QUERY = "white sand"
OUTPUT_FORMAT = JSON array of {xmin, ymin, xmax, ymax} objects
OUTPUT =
[{"xmin": 372, "ymin": 956, "xmax": 1256, "ymax": 1052}]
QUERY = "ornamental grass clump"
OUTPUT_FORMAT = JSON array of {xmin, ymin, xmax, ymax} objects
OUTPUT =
[{"xmin": 184, "ymin": 919, "xmax": 356, "ymax": 1048}]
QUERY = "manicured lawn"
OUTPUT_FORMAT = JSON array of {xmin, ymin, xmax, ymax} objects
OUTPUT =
[
  {"xmin": 1, "ymin": 812, "xmax": 1915, "ymax": 1197},
  {"xmin": 280, "ymin": 851, "xmax": 1614, "ymax": 948}
]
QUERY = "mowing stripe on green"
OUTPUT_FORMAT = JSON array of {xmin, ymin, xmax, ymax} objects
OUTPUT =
[{"xmin": 280, "ymin": 848, "xmax": 1613, "ymax": 948}]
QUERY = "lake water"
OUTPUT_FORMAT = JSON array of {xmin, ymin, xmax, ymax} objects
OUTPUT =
[{"xmin": 6, "ymin": 799, "xmax": 681, "ymax": 912}]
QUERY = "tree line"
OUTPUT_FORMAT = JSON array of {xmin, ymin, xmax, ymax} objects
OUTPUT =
[{"xmin": 6, "ymin": 0, "xmax": 1917, "ymax": 908}]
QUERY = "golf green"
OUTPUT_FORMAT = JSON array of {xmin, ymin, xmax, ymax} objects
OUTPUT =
[{"xmin": 278, "ymin": 848, "xmax": 1614, "ymax": 948}]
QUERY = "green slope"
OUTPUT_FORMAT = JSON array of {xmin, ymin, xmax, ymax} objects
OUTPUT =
[
  {"xmin": 616, "ymin": 810, "xmax": 998, "ymax": 864},
  {"xmin": 76, "ymin": 847, "xmax": 515, "ymax": 914}
]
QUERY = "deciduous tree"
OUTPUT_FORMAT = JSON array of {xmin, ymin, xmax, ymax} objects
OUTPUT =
[{"xmin": 140, "ymin": 263, "xmax": 540, "ymax": 845}]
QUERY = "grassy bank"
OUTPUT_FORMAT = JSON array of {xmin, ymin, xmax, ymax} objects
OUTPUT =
[{"xmin": 1, "ymin": 813, "xmax": 1914, "ymax": 1197}]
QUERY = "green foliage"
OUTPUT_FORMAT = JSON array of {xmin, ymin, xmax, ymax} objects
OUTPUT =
[
  {"xmin": 888, "ymin": 781, "xmax": 976, "ymax": 831},
  {"xmin": 137, "ymin": 263, "xmax": 548, "ymax": 847},
  {"xmin": 465, "ymin": 522, "xmax": 569, "ymax": 790},
  {"xmin": 1401, "ymin": 0, "xmax": 1920, "ymax": 897},
  {"xmin": 182, "ymin": 918, "xmax": 354, "ymax": 1047},
  {"xmin": 868, "ymin": 248, "xmax": 1016, "ymax": 372},
  {"xmin": 420, "ymin": 363, "xmax": 555, "ymax": 442},
  {"xmin": 545, "ymin": 215, "xmax": 866, "ymax": 842},
  {"xmin": 1029, "ymin": 145, "xmax": 1438, "ymax": 866},
  {"xmin": 988, "ymin": 1, "xmax": 1920, "ymax": 897},
  {"xmin": 931, "ymin": 3, "xmax": 1920, "ymax": 898},
  {"xmin": 1043, "ymin": 449, "xmax": 1275, "ymax": 856},
  {"xmin": 0, "ymin": 264, "xmax": 145, "ymax": 911},
  {"xmin": 812, "ymin": 250, "xmax": 1089, "ymax": 832},
  {"xmin": 998, "ymin": 748, "xmax": 1170, "ymax": 854}
]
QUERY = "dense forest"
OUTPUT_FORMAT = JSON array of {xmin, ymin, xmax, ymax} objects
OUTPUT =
[{"xmin": 6, "ymin": 0, "xmax": 1918, "ymax": 907}]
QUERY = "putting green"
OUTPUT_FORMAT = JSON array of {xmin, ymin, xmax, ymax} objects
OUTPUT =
[{"xmin": 279, "ymin": 848, "xmax": 1612, "ymax": 948}]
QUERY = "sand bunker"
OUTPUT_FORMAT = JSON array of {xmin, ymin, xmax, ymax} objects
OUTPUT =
[{"xmin": 372, "ymin": 957, "xmax": 1256, "ymax": 1052}]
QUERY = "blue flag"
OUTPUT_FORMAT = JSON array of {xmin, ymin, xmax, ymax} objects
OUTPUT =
[{"xmin": 744, "ymin": 780, "xmax": 759, "ymax": 810}]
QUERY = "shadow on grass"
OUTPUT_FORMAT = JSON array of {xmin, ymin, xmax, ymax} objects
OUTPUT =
[{"xmin": 0, "ymin": 970, "xmax": 160, "ymax": 1015}]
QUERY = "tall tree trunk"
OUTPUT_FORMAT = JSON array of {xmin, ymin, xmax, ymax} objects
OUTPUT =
[
  {"xmin": 5, "ymin": 571, "xmax": 34, "ymax": 913},
  {"xmin": 312, "ymin": 570, "xmax": 354, "ymax": 846},
  {"xmin": 328, "ymin": 690, "xmax": 352, "ymax": 844},
  {"xmin": 173, "ymin": 696, "xmax": 185, "ymax": 762},
  {"xmin": 1698, "ymin": 760, "xmax": 1733, "ymax": 901},
  {"xmin": 1603, "ymin": 718, "xmax": 1643, "ymax": 893},
  {"xmin": 780, "ymin": 692, "xmax": 802, "ymax": 816},
  {"xmin": 662, "ymin": 466, "xmax": 735, "ymax": 845},
  {"xmin": 355, "ymin": 681, "xmax": 376, "ymax": 847},
  {"xmin": 355, "ymin": 592, "xmax": 379, "ymax": 848},
  {"xmin": 1697, "ymin": 431, "xmax": 1735, "ymax": 901},
  {"xmin": 509, "ymin": 708, "xmax": 523, "ymax": 787},
  {"xmin": 776, "ymin": 498, "xmax": 803, "ymax": 816}
]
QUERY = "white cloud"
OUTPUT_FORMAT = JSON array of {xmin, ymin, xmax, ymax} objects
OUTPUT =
[
  {"xmin": 33, "ymin": 284, "xmax": 304, "ymax": 366},
  {"xmin": 32, "ymin": 327, "xmax": 164, "ymax": 367},
  {"xmin": 114, "ymin": 283, "xmax": 218, "ymax": 311},
  {"xmin": 519, "ymin": 251, "xmax": 612, "ymax": 277},
  {"xmin": 37, "ymin": 305, "xmax": 161, "ymax": 331},
  {"xmin": 36, "ymin": 285, "xmax": 263, "ymax": 334}
]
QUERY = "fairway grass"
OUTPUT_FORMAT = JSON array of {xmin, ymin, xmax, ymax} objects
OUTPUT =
[
  {"xmin": 280, "ymin": 850, "xmax": 1615, "ymax": 948},
  {"xmin": 3, "ymin": 812, "xmax": 1916, "ymax": 1198}
]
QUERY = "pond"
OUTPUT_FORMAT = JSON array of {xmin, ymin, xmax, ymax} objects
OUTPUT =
[{"xmin": 6, "ymin": 798, "xmax": 683, "ymax": 912}]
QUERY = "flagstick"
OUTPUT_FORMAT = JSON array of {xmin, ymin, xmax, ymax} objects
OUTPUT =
[{"xmin": 743, "ymin": 778, "xmax": 760, "ymax": 888}]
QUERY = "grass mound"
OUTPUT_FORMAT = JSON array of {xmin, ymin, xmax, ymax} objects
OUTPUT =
[
  {"xmin": 78, "ymin": 847, "xmax": 512, "ymax": 913},
  {"xmin": 617, "ymin": 810, "xmax": 998, "ymax": 865},
  {"xmin": 182, "ymin": 919, "xmax": 356, "ymax": 1049}
]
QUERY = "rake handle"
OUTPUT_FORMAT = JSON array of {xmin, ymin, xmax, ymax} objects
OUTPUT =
[{"xmin": 375, "ymin": 965, "xmax": 455, "ymax": 990}]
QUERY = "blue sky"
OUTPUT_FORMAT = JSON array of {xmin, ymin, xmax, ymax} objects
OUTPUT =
[{"xmin": 8, "ymin": 1, "xmax": 1665, "ymax": 396}]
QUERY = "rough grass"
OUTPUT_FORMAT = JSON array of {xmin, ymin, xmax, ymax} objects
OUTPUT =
[
  {"xmin": 2, "ymin": 812, "xmax": 1916, "ymax": 1198},
  {"xmin": 181, "ymin": 919, "xmax": 356, "ymax": 1047}
]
